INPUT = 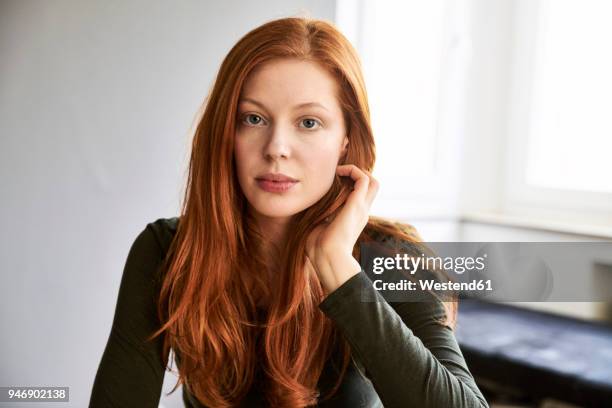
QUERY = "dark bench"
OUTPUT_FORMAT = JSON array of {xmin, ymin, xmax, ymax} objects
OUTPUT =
[{"xmin": 455, "ymin": 299, "xmax": 612, "ymax": 407}]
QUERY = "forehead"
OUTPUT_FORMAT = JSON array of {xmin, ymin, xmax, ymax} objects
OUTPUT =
[{"xmin": 239, "ymin": 58, "xmax": 341, "ymax": 111}]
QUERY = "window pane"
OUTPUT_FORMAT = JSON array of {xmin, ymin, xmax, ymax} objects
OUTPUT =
[
  {"xmin": 360, "ymin": 0, "xmax": 447, "ymax": 195},
  {"xmin": 526, "ymin": 0, "xmax": 612, "ymax": 193}
]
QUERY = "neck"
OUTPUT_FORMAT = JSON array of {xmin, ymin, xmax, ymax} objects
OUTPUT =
[{"xmin": 251, "ymin": 211, "xmax": 293, "ymax": 251}]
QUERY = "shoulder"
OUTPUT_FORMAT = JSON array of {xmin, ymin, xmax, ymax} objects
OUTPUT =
[
  {"xmin": 117, "ymin": 217, "xmax": 181, "ymax": 296},
  {"xmin": 127, "ymin": 216, "xmax": 180, "ymax": 266},
  {"xmin": 146, "ymin": 216, "xmax": 179, "ymax": 236},
  {"xmin": 393, "ymin": 221, "xmax": 422, "ymax": 241},
  {"xmin": 144, "ymin": 216, "xmax": 180, "ymax": 252},
  {"xmin": 364, "ymin": 217, "xmax": 423, "ymax": 245}
]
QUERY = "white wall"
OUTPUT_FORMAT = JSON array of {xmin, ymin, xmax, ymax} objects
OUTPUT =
[{"xmin": 0, "ymin": 1, "xmax": 336, "ymax": 407}]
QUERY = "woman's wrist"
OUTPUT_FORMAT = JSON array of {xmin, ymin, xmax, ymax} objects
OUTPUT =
[{"xmin": 315, "ymin": 249, "xmax": 362, "ymax": 295}]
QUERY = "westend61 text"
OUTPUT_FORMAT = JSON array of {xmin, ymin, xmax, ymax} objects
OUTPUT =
[{"xmin": 372, "ymin": 279, "xmax": 493, "ymax": 292}]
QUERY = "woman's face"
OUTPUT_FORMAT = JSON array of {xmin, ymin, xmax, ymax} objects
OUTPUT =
[{"xmin": 234, "ymin": 58, "xmax": 348, "ymax": 220}]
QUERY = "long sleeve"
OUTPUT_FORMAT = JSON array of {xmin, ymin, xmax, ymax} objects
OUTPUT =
[
  {"xmin": 89, "ymin": 223, "xmax": 169, "ymax": 407},
  {"xmin": 318, "ymin": 271, "xmax": 489, "ymax": 408}
]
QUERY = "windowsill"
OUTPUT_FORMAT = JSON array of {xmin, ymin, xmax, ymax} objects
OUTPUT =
[
  {"xmin": 379, "ymin": 209, "xmax": 612, "ymax": 239},
  {"xmin": 460, "ymin": 211, "xmax": 612, "ymax": 240}
]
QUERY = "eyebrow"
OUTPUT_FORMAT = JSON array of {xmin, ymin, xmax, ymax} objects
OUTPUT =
[{"xmin": 239, "ymin": 97, "xmax": 330, "ymax": 112}]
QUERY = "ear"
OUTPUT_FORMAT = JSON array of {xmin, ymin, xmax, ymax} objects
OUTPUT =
[{"xmin": 341, "ymin": 136, "xmax": 349, "ymax": 153}]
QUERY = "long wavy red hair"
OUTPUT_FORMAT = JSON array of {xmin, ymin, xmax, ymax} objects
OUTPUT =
[{"xmin": 146, "ymin": 16, "xmax": 457, "ymax": 407}]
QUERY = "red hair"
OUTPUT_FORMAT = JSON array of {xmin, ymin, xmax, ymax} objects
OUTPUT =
[{"xmin": 146, "ymin": 16, "xmax": 457, "ymax": 407}]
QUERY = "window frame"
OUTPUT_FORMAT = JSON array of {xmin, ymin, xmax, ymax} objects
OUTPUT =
[{"xmin": 503, "ymin": 0, "xmax": 612, "ymax": 224}]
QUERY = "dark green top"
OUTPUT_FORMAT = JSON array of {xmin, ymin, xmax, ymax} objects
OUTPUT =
[{"xmin": 89, "ymin": 217, "xmax": 489, "ymax": 407}]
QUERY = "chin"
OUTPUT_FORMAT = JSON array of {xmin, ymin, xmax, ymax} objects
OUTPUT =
[
  {"xmin": 248, "ymin": 197, "xmax": 303, "ymax": 218},
  {"xmin": 245, "ymin": 184, "xmax": 328, "ymax": 218}
]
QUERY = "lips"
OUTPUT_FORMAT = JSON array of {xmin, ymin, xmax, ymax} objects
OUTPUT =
[
  {"xmin": 255, "ymin": 173, "xmax": 298, "ymax": 182},
  {"xmin": 255, "ymin": 173, "xmax": 299, "ymax": 193}
]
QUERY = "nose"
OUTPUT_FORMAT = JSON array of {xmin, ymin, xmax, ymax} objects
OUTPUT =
[{"xmin": 263, "ymin": 124, "xmax": 291, "ymax": 161}]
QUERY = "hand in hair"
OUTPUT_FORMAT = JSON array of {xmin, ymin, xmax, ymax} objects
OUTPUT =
[{"xmin": 305, "ymin": 164, "xmax": 379, "ymax": 295}]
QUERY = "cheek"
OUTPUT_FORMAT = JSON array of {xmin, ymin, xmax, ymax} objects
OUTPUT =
[
  {"xmin": 302, "ymin": 146, "xmax": 341, "ymax": 184},
  {"xmin": 233, "ymin": 137, "xmax": 253, "ymax": 176}
]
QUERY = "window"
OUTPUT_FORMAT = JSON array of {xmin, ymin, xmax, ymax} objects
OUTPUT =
[
  {"xmin": 526, "ymin": 0, "xmax": 612, "ymax": 193},
  {"xmin": 336, "ymin": 0, "xmax": 464, "ymax": 217},
  {"xmin": 505, "ymin": 0, "xmax": 612, "ymax": 221},
  {"xmin": 338, "ymin": 0, "xmax": 612, "ymax": 228}
]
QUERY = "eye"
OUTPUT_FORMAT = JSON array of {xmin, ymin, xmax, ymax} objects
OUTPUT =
[
  {"xmin": 242, "ymin": 113, "xmax": 266, "ymax": 126},
  {"xmin": 300, "ymin": 118, "xmax": 323, "ymax": 130}
]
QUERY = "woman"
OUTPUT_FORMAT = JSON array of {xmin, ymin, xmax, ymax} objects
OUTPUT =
[{"xmin": 90, "ymin": 16, "xmax": 489, "ymax": 408}]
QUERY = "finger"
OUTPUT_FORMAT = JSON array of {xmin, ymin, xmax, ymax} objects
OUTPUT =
[
  {"xmin": 338, "ymin": 165, "xmax": 377, "ymax": 208},
  {"xmin": 361, "ymin": 169, "xmax": 380, "ymax": 208},
  {"xmin": 336, "ymin": 165, "xmax": 369, "ymax": 203}
]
